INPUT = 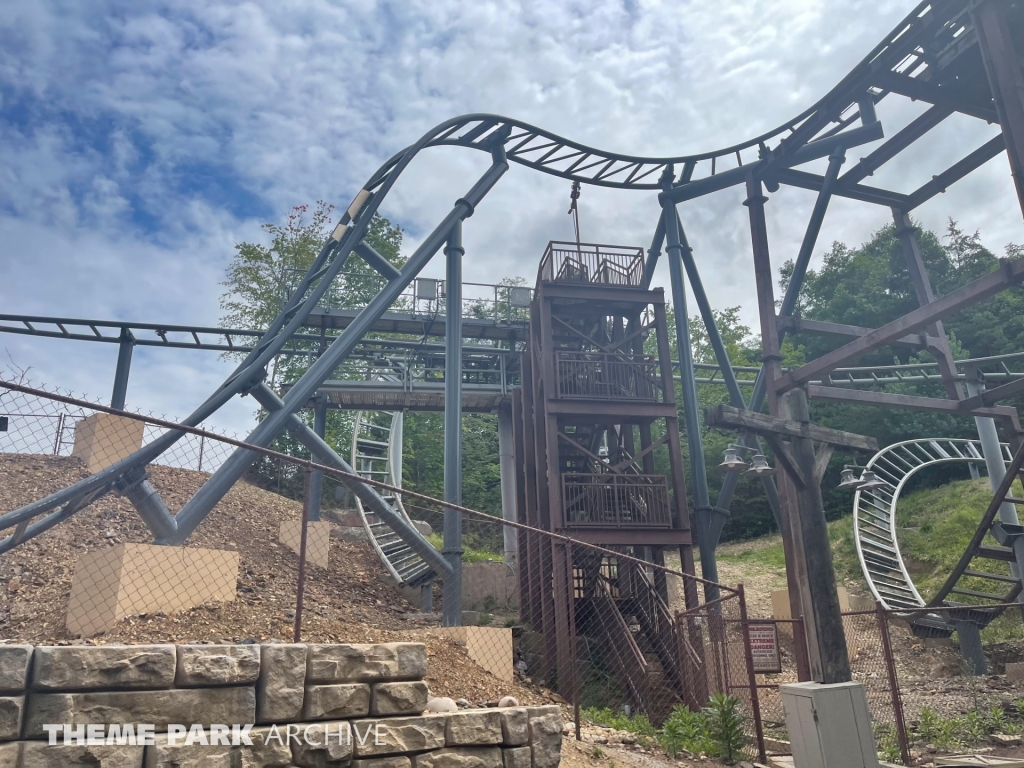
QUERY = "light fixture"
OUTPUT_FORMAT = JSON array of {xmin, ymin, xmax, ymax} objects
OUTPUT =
[
  {"xmin": 837, "ymin": 466, "xmax": 863, "ymax": 490},
  {"xmin": 717, "ymin": 445, "xmax": 750, "ymax": 471},
  {"xmin": 745, "ymin": 453, "xmax": 777, "ymax": 476},
  {"xmin": 856, "ymin": 470, "xmax": 889, "ymax": 491}
]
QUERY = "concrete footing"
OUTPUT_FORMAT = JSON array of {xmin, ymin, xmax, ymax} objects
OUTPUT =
[{"xmin": 66, "ymin": 543, "xmax": 239, "ymax": 637}]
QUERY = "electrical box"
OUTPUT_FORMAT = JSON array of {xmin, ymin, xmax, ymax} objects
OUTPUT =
[
  {"xmin": 509, "ymin": 286, "xmax": 532, "ymax": 308},
  {"xmin": 779, "ymin": 681, "xmax": 879, "ymax": 768},
  {"xmin": 415, "ymin": 278, "xmax": 439, "ymax": 300}
]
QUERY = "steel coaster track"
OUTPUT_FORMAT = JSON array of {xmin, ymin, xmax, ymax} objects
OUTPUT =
[
  {"xmin": 0, "ymin": 0, "xmax": 1003, "ymax": 576},
  {"xmin": 349, "ymin": 402, "xmax": 434, "ymax": 589},
  {"xmin": 854, "ymin": 438, "xmax": 1022, "ymax": 636}
]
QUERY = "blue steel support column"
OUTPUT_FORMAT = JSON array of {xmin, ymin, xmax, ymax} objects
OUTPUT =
[
  {"xmin": 661, "ymin": 186, "xmax": 715, "ymax": 592},
  {"xmin": 308, "ymin": 394, "xmax": 328, "ymax": 523},
  {"xmin": 167, "ymin": 155, "xmax": 507, "ymax": 544},
  {"xmin": 442, "ymin": 221, "xmax": 465, "ymax": 628},
  {"xmin": 673, "ymin": 215, "xmax": 782, "ymax": 542},
  {"xmin": 111, "ymin": 328, "xmax": 135, "ymax": 410}
]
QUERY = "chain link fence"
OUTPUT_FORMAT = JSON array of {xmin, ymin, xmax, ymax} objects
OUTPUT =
[{"xmin": 9, "ymin": 378, "xmax": 1024, "ymax": 764}]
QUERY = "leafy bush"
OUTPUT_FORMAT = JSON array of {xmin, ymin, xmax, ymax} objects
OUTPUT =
[
  {"xmin": 660, "ymin": 706, "xmax": 713, "ymax": 757},
  {"xmin": 704, "ymin": 694, "xmax": 747, "ymax": 764}
]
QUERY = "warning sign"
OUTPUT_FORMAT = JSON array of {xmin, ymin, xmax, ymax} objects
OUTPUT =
[{"xmin": 747, "ymin": 621, "xmax": 781, "ymax": 673}]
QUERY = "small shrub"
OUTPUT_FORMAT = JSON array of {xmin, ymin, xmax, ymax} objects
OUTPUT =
[
  {"xmin": 660, "ymin": 705, "xmax": 713, "ymax": 758},
  {"xmin": 917, "ymin": 707, "xmax": 942, "ymax": 743},
  {"xmin": 703, "ymin": 694, "xmax": 747, "ymax": 764}
]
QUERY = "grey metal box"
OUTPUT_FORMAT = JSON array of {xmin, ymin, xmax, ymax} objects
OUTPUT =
[{"xmin": 779, "ymin": 681, "xmax": 879, "ymax": 768}]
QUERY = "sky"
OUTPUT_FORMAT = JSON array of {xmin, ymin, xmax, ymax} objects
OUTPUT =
[{"xmin": 1, "ymin": 0, "xmax": 1021, "ymax": 437}]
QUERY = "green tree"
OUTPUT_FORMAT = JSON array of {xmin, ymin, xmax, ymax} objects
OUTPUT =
[{"xmin": 219, "ymin": 202, "xmax": 405, "ymax": 498}]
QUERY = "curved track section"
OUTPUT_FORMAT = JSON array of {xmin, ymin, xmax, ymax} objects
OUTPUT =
[
  {"xmin": 349, "ymin": 409, "xmax": 433, "ymax": 588},
  {"xmin": 854, "ymin": 438, "xmax": 1019, "ymax": 634}
]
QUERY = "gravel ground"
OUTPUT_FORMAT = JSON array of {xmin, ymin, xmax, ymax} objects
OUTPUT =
[{"xmin": 0, "ymin": 454, "xmax": 550, "ymax": 706}]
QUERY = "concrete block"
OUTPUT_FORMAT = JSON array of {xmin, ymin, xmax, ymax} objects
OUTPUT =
[
  {"xmin": 352, "ymin": 715, "xmax": 447, "ymax": 757},
  {"xmin": 0, "ymin": 697, "xmax": 21, "ymax": 741},
  {"xmin": 289, "ymin": 721, "xmax": 353, "ymax": 766},
  {"xmin": 242, "ymin": 725, "xmax": 296, "ymax": 767},
  {"xmin": 279, "ymin": 520, "xmax": 332, "ymax": 569},
  {"xmin": 432, "ymin": 628, "xmax": 512, "ymax": 682},
  {"xmin": 306, "ymin": 643, "xmax": 427, "ymax": 683},
  {"xmin": 66, "ymin": 543, "xmax": 239, "ymax": 637},
  {"xmin": 0, "ymin": 742, "xmax": 16, "ymax": 768},
  {"xmin": 372, "ymin": 681, "xmax": 429, "ymax": 716},
  {"xmin": 71, "ymin": 413, "xmax": 145, "ymax": 473},
  {"xmin": 527, "ymin": 709, "xmax": 562, "ymax": 768},
  {"xmin": 32, "ymin": 645, "xmax": 176, "ymax": 691},
  {"xmin": 413, "ymin": 747, "xmax": 502, "ymax": 767},
  {"xmin": 257, "ymin": 643, "xmax": 307, "ymax": 723},
  {"xmin": 144, "ymin": 732, "xmax": 235, "ymax": 768},
  {"xmin": 0, "ymin": 646, "xmax": 31, "ymax": 693},
  {"xmin": 445, "ymin": 710, "xmax": 503, "ymax": 746},
  {"xmin": 24, "ymin": 687, "xmax": 256, "ymax": 737},
  {"xmin": 20, "ymin": 741, "xmax": 144, "ymax": 767},
  {"xmin": 461, "ymin": 562, "xmax": 516, "ymax": 612},
  {"xmin": 352, "ymin": 757, "xmax": 412, "ymax": 768},
  {"xmin": 502, "ymin": 746, "xmax": 532, "ymax": 768},
  {"xmin": 303, "ymin": 683, "xmax": 371, "ymax": 720},
  {"xmin": 175, "ymin": 645, "xmax": 261, "ymax": 687},
  {"xmin": 498, "ymin": 709, "xmax": 529, "ymax": 746}
]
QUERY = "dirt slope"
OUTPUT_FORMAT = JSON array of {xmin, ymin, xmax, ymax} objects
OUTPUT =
[{"xmin": 0, "ymin": 454, "xmax": 548, "ymax": 706}]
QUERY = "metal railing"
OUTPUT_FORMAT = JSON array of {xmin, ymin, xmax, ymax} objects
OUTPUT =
[
  {"xmin": 562, "ymin": 473, "xmax": 672, "ymax": 528},
  {"xmin": 283, "ymin": 269, "xmax": 533, "ymax": 324},
  {"xmin": 555, "ymin": 351, "xmax": 662, "ymax": 401},
  {"xmin": 537, "ymin": 242, "xmax": 645, "ymax": 288}
]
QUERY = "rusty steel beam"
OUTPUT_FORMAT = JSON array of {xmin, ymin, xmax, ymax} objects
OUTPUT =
[
  {"xmin": 778, "ymin": 256, "xmax": 1024, "ymax": 391},
  {"xmin": 872, "ymin": 70, "xmax": 998, "ymax": 123},
  {"xmin": 807, "ymin": 384, "xmax": 1017, "ymax": 421},
  {"xmin": 705, "ymin": 404, "xmax": 878, "ymax": 451},
  {"xmin": 906, "ymin": 134, "xmax": 1007, "ymax": 210},
  {"xmin": 839, "ymin": 105, "xmax": 952, "ymax": 188},
  {"xmin": 972, "ymin": 0, "xmax": 1024, "ymax": 218},
  {"xmin": 776, "ymin": 316, "xmax": 940, "ymax": 349},
  {"xmin": 774, "ymin": 168, "xmax": 912, "ymax": 208},
  {"xmin": 960, "ymin": 377, "xmax": 1024, "ymax": 411}
]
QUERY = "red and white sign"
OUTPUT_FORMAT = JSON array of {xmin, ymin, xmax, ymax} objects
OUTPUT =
[{"xmin": 747, "ymin": 621, "xmax": 781, "ymax": 673}]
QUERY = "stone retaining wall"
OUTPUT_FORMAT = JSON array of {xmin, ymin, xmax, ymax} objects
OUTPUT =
[{"xmin": 0, "ymin": 642, "xmax": 562, "ymax": 767}]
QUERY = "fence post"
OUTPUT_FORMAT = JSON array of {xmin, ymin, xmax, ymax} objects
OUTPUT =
[
  {"xmin": 52, "ymin": 413, "xmax": 66, "ymax": 455},
  {"xmin": 737, "ymin": 584, "xmax": 767, "ymax": 764},
  {"xmin": 875, "ymin": 602, "xmax": 910, "ymax": 765},
  {"xmin": 294, "ymin": 467, "xmax": 312, "ymax": 643}
]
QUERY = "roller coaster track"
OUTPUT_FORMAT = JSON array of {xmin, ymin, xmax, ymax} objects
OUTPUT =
[
  {"xmin": 349, "ymin": 405, "xmax": 434, "ymax": 589},
  {"xmin": 0, "ymin": 0, "xmax": 1013, "ymax": 592},
  {"xmin": 854, "ymin": 438, "xmax": 1024, "ymax": 637}
]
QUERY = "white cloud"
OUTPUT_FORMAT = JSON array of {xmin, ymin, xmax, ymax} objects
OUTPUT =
[{"xmin": 1, "ymin": 0, "xmax": 1021, "ymax": 436}]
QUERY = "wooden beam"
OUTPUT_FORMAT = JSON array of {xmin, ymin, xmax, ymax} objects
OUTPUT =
[
  {"xmin": 704, "ymin": 404, "xmax": 878, "ymax": 451},
  {"xmin": 778, "ymin": 256, "xmax": 1024, "ymax": 391}
]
